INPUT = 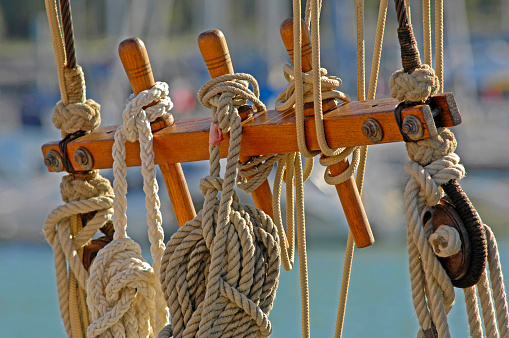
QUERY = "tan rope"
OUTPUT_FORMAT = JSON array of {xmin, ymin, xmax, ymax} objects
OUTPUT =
[
  {"xmin": 44, "ymin": 0, "xmax": 67, "ymax": 104},
  {"xmin": 356, "ymin": 0, "xmax": 365, "ymax": 102},
  {"xmin": 463, "ymin": 286, "xmax": 483, "ymax": 337},
  {"xmin": 335, "ymin": 1, "xmax": 388, "ymax": 335},
  {"xmin": 435, "ymin": 0, "xmax": 444, "ymax": 91},
  {"xmin": 69, "ymin": 215, "xmax": 86, "ymax": 337},
  {"xmin": 158, "ymin": 73, "xmax": 279, "ymax": 338},
  {"xmin": 367, "ymin": 0, "xmax": 388, "ymax": 102},
  {"xmin": 423, "ymin": 0, "xmax": 432, "ymax": 66},
  {"xmin": 485, "ymin": 225, "xmax": 509, "ymax": 336}
]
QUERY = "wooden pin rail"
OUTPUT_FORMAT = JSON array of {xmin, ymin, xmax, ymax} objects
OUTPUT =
[{"xmin": 42, "ymin": 93, "xmax": 460, "ymax": 171}]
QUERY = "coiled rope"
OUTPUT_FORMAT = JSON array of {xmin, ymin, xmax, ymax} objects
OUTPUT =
[
  {"xmin": 158, "ymin": 74, "xmax": 280, "ymax": 337},
  {"xmin": 86, "ymin": 82, "xmax": 173, "ymax": 336}
]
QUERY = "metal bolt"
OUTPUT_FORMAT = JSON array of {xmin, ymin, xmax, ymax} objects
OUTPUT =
[
  {"xmin": 402, "ymin": 115, "xmax": 424, "ymax": 141},
  {"xmin": 73, "ymin": 147, "xmax": 94, "ymax": 170},
  {"xmin": 361, "ymin": 118, "xmax": 383, "ymax": 143},
  {"xmin": 44, "ymin": 150, "xmax": 63, "ymax": 172}
]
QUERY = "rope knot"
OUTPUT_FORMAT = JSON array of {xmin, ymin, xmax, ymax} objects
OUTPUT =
[
  {"xmin": 197, "ymin": 73, "xmax": 266, "ymax": 133},
  {"xmin": 199, "ymin": 175, "xmax": 224, "ymax": 196},
  {"xmin": 406, "ymin": 128, "xmax": 458, "ymax": 166},
  {"xmin": 428, "ymin": 225, "xmax": 462, "ymax": 257},
  {"xmin": 389, "ymin": 64, "xmax": 440, "ymax": 102},
  {"xmin": 275, "ymin": 64, "xmax": 350, "ymax": 112},
  {"xmin": 87, "ymin": 238, "xmax": 156, "ymax": 338},
  {"xmin": 405, "ymin": 154, "xmax": 465, "ymax": 206},
  {"xmin": 119, "ymin": 82, "xmax": 173, "ymax": 142},
  {"xmin": 53, "ymin": 99, "xmax": 101, "ymax": 137},
  {"xmin": 60, "ymin": 170, "xmax": 113, "ymax": 202}
]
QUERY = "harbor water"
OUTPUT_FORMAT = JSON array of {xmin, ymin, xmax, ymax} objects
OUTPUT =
[{"xmin": 1, "ymin": 237, "xmax": 508, "ymax": 337}]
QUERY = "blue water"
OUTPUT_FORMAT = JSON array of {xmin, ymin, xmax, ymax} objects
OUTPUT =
[{"xmin": 1, "ymin": 239, "xmax": 508, "ymax": 337}]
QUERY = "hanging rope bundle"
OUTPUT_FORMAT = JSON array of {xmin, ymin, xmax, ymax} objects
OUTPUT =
[
  {"xmin": 86, "ymin": 82, "xmax": 173, "ymax": 336},
  {"xmin": 158, "ymin": 74, "xmax": 280, "ymax": 337},
  {"xmin": 43, "ymin": 0, "xmax": 117, "ymax": 336},
  {"xmin": 404, "ymin": 129, "xmax": 464, "ymax": 337},
  {"xmin": 44, "ymin": 171, "xmax": 114, "ymax": 337},
  {"xmin": 389, "ymin": 1, "xmax": 509, "ymax": 336}
]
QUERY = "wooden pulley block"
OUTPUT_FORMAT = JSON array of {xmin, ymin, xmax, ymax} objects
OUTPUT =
[
  {"xmin": 421, "ymin": 198, "xmax": 472, "ymax": 285},
  {"xmin": 421, "ymin": 193, "xmax": 488, "ymax": 289},
  {"xmin": 83, "ymin": 236, "xmax": 111, "ymax": 271}
]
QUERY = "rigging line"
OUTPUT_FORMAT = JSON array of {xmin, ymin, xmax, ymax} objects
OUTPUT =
[
  {"xmin": 59, "ymin": 0, "xmax": 76, "ymax": 68},
  {"xmin": 435, "ymin": 0, "xmax": 444, "ymax": 91},
  {"xmin": 423, "ymin": 0, "xmax": 432, "ymax": 66},
  {"xmin": 45, "ymin": 0, "xmax": 68, "ymax": 104}
]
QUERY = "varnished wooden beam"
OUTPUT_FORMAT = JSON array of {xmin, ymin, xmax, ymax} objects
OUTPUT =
[{"xmin": 41, "ymin": 92, "xmax": 460, "ymax": 172}]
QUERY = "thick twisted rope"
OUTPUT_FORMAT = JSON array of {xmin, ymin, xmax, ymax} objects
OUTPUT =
[
  {"xmin": 45, "ymin": 2, "xmax": 111, "ymax": 335},
  {"xmin": 237, "ymin": 153, "xmax": 286, "ymax": 193},
  {"xmin": 404, "ymin": 128, "xmax": 465, "ymax": 337},
  {"xmin": 87, "ymin": 82, "xmax": 173, "ymax": 336},
  {"xmin": 44, "ymin": 170, "xmax": 114, "ymax": 338},
  {"xmin": 158, "ymin": 73, "xmax": 280, "ymax": 338}
]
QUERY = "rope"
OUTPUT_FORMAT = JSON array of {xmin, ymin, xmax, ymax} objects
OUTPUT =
[
  {"xmin": 237, "ymin": 153, "xmax": 286, "ymax": 193},
  {"xmin": 44, "ymin": 0, "xmax": 67, "ymax": 103},
  {"xmin": 423, "ymin": 0, "xmax": 432, "ymax": 66},
  {"xmin": 44, "ymin": 170, "xmax": 114, "ymax": 337},
  {"xmin": 44, "ymin": 1, "xmax": 116, "ymax": 336},
  {"xmin": 159, "ymin": 73, "xmax": 280, "ymax": 338},
  {"xmin": 435, "ymin": 0, "xmax": 444, "ymax": 91},
  {"xmin": 405, "ymin": 128, "xmax": 464, "ymax": 337},
  {"xmin": 335, "ymin": 1, "xmax": 388, "ymax": 335},
  {"xmin": 86, "ymin": 82, "xmax": 173, "ymax": 336}
]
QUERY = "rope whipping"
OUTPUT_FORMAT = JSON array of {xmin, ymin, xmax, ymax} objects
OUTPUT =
[
  {"xmin": 158, "ymin": 73, "xmax": 280, "ymax": 337},
  {"xmin": 86, "ymin": 82, "xmax": 173, "ymax": 336},
  {"xmin": 390, "ymin": 0, "xmax": 509, "ymax": 336},
  {"xmin": 44, "ymin": 1, "xmax": 111, "ymax": 336}
]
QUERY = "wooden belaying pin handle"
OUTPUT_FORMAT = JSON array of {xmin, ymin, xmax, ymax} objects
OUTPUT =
[
  {"xmin": 280, "ymin": 18, "xmax": 337, "ymax": 116},
  {"xmin": 119, "ymin": 37, "xmax": 196, "ymax": 226},
  {"xmin": 198, "ymin": 29, "xmax": 274, "ymax": 218},
  {"xmin": 280, "ymin": 18, "xmax": 374, "ymax": 248},
  {"xmin": 119, "ymin": 37, "xmax": 173, "ymax": 131}
]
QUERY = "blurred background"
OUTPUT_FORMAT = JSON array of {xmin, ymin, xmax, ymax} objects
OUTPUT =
[{"xmin": 1, "ymin": 0, "xmax": 509, "ymax": 336}]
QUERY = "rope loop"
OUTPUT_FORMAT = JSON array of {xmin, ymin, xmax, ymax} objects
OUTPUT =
[
  {"xmin": 198, "ymin": 73, "xmax": 266, "ymax": 133},
  {"xmin": 159, "ymin": 72, "xmax": 279, "ymax": 337},
  {"xmin": 237, "ymin": 154, "xmax": 286, "ymax": 193},
  {"xmin": 275, "ymin": 64, "xmax": 350, "ymax": 112},
  {"xmin": 320, "ymin": 147, "xmax": 361, "ymax": 185},
  {"xmin": 119, "ymin": 81, "xmax": 173, "ymax": 143},
  {"xmin": 389, "ymin": 64, "xmax": 440, "ymax": 102}
]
